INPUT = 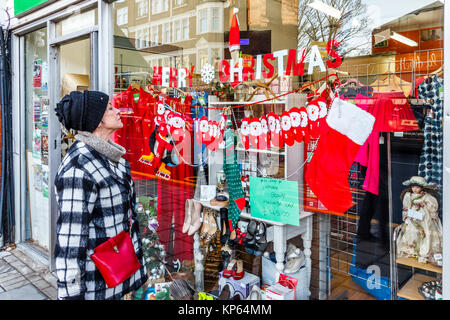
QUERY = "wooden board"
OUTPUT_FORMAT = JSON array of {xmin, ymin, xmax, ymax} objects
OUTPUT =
[
  {"xmin": 396, "ymin": 257, "xmax": 442, "ymax": 274},
  {"xmin": 397, "ymin": 274, "xmax": 437, "ymax": 300}
]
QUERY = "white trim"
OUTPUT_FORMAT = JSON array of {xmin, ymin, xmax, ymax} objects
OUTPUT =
[
  {"xmin": 326, "ymin": 98, "xmax": 375, "ymax": 146},
  {"xmin": 11, "ymin": 0, "xmax": 96, "ymax": 32}
]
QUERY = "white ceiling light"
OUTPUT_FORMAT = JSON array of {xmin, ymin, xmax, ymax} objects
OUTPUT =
[
  {"xmin": 307, "ymin": 0, "xmax": 342, "ymax": 19},
  {"xmin": 391, "ymin": 32, "xmax": 418, "ymax": 47}
]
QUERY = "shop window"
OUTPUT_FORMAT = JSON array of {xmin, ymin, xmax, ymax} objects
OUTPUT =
[
  {"xmin": 24, "ymin": 27, "xmax": 50, "ymax": 251},
  {"xmin": 55, "ymin": 8, "xmax": 98, "ymax": 36},
  {"xmin": 110, "ymin": 0, "xmax": 445, "ymax": 302}
]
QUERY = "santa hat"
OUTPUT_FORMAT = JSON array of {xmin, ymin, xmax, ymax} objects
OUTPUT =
[{"xmin": 229, "ymin": 8, "xmax": 240, "ymax": 53}]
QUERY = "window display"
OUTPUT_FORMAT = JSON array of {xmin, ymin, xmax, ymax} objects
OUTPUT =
[{"xmin": 107, "ymin": 0, "xmax": 445, "ymax": 301}]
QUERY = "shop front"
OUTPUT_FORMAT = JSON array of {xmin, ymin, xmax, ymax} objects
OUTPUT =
[{"xmin": 8, "ymin": 0, "xmax": 450, "ymax": 300}]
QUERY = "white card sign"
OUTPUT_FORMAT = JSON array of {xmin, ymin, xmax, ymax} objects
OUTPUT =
[{"xmin": 407, "ymin": 209, "xmax": 424, "ymax": 221}]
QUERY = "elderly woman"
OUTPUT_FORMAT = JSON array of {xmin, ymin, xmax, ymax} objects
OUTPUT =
[{"xmin": 54, "ymin": 90, "xmax": 147, "ymax": 300}]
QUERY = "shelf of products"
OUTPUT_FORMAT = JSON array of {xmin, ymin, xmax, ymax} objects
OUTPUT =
[
  {"xmin": 396, "ymin": 257, "xmax": 442, "ymax": 274},
  {"xmin": 397, "ymin": 273, "xmax": 438, "ymax": 300}
]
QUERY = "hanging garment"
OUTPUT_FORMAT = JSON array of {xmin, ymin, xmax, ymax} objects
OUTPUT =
[
  {"xmin": 341, "ymin": 94, "xmax": 380, "ymax": 195},
  {"xmin": 223, "ymin": 125, "xmax": 245, "ymax": 228},
  {"xmin": 366, "ymin": 91, "xmax": 419, "ymax": 133},
  {"xmin": 356, "ymin": 132, "xmax": 389, "ymax": 244},
  {"xmin": 417, "ymin": 75, "xmax": 444, "ymax": 188},
  {"xmin": 305, "ymin": 98, "xmax": 375, "ymax": 213},
  {"xmin": 157, "ymin": 102, "xmax": 194, "ymax": 262}
]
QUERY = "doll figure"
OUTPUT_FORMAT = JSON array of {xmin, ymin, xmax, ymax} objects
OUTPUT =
[{"xmin": 396, "ymin": 176, "xmax": 443, "ymax": 267}]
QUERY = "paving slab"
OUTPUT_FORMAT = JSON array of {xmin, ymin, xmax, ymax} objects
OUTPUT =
[{"xmin": 0, "ymin": 283, "xmax": 47, "ymax": 300}]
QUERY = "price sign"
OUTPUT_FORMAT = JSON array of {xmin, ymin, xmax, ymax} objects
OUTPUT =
[{"xmin": 249, "ymin": 177, "xmax": 300, "ymax": 226}]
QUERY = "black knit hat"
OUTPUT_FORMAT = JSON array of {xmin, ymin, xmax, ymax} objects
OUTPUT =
[{"xmin": 55, "ymin": 90, "xmax": 109, "ymax": 133}]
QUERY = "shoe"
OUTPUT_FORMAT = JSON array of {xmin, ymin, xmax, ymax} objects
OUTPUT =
[
  {"xmin": 244, "ymin": 220, "xmax": 258, "ymax": 254},
  {"xmin": 218, "ymin": 284, "xmax": 232, "ymax": 300},
  {"xmin": 286, "ymin": 243, "xmax": 298, "ymax": 259},
  {"xmin": 182, "ymin": 199, "xmax": 193, "ymax": 234},
  {"xmin": 284, "ymin": 253, "xmax": 305, "ymax": 274},
  {"xmin": 219, "ymin": 244, "xmax": 233, "ymax": 272},
  {"xmin": 188, "ymin": 201, "xmax": 203, "ymax": 236},
  {"xmin": 232, "ymin": 260, "xmax": 245, "ymax": 280},
  {"xmin": 205, "ymin": 210, "xmax": 219, "ymax": 245},
  {"xmin": 219, "ymin": 208, "xmax": 231, "ymax": 244},
  {"xmin": 246, "ymin": 285, "xmax": 262, "ymax": 300},
  {"xmin": 227, "ymin": 224, "xmax": 238, "ymax": 248},
  {"xmin": 253, "ymin": 222, "xmax": 267, "ymax": 256},
  {"xmin": 222, "ymin": 259, "xmax": 237, "ymax": 278}
]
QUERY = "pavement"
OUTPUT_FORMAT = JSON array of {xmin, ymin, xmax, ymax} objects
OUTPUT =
[{"xmin": 0, "ymin": 246, "xmax": 57, "ymax": 300}]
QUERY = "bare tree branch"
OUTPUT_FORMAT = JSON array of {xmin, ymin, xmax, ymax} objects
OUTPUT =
[{"xmin": 297, "ymin": 0, "xmax": 371, "ymax": 57}]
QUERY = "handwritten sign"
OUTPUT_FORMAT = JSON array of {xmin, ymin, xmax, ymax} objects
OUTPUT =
[{"xmin": 249, "ymin": 177, "xmax": 299, "ymax": 226}]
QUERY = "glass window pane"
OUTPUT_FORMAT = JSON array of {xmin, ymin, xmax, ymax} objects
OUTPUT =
[
  {"xmin": 111, "ymin": 0, "xmax": 445, "ymax": 300},
  {"xmin": 55, "ymin": 8, "xmax": 98, "ymax": 36}
]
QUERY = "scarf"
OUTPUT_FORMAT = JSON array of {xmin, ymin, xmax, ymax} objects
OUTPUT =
[{"xmin": 75, "ymin": 131, "xmax": 126, "ymax": 162}]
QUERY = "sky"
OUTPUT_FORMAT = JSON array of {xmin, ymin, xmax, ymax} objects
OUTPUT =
[{"xmin": 362, "ymin": 0, "xmax": 441, "ymax": 28}]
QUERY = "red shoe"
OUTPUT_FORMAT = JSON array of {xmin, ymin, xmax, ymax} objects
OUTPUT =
[
  {"xmin": 222, "ymin": 259, "xmax": 237, "ymax": 278},
  {"xmin": 232, "ymin": 260, "xmax": 245, "ymax": 280}
]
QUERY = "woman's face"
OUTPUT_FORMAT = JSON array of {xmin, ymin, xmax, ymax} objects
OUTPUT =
[
  {"xmin": 412, "ymin": 185, "xmax": 423, "ymax": 194},
  {"xmin": 100, "ymin": 101, "xmax": 123, "ymax": 131}
]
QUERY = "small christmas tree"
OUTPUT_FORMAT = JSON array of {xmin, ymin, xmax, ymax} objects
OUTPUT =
[{"xmin": 136, "ymin": 201, "xmax": 166, "ymax": 282}]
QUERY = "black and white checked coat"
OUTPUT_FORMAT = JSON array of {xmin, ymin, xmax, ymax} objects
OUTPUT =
[{"xmin": 54, "ymin": 140, "xmax": 148, "ymax": 300}]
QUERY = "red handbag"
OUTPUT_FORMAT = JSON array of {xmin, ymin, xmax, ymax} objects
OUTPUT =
[{"xmin": 90, "ymin": 230, "xmax": 142, "ymax": 288}]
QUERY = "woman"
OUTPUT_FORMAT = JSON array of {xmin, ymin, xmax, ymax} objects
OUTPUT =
[{"xmin": 54, "ymin": 90, "xmax": 148, "ymax": 300}]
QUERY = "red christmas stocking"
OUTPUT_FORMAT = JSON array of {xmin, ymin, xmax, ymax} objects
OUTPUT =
[{"xmin": 305, "ymin": 98, "xmax": 375, "ymax": 213}]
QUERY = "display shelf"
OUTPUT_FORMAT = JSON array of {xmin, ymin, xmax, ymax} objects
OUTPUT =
[
  {"xmin": 396, "ymin": 257, "xmax": 442, "ymax": 274},
  {"xmin": 397, "ymin": 273, "xmax": 438, "ymax": 300}
]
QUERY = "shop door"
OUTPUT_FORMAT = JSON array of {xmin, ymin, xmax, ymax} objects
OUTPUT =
[{"xmin": 48, "ymin": 30, "xmax": 98, "ymax": 270}]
